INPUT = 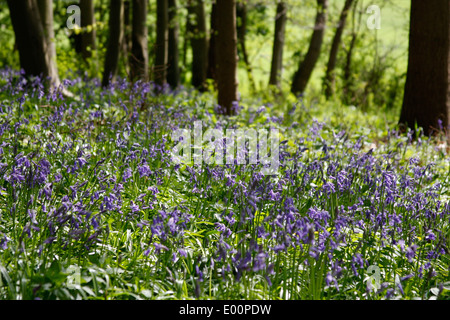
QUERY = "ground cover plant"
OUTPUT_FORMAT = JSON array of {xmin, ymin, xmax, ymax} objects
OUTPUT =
[{"xmin": 0, "ymin": 68, "xmax": 449, "ymax": 300}]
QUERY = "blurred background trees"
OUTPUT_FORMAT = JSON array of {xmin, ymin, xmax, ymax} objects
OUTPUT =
[{"xmin": 4, "ymin": 1, "xmax": 440, "ymax": 136}]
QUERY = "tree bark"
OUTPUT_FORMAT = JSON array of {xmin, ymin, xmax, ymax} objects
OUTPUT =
[
  {"xmin": 216, "ymin": 0, "xmax": 238, "ymax": 115},
  {"xmin": 37, "ymin": 0, "xmax": 59, "ymax": 87},
  {"xmin": 154, "ymin": 0, "xmax": 169, "ymax": 90},
  {"xmin": 79, "ymin": 0, "xmax": 96, "ymax": 61},
  {"xmin": 269, "ymin": 1, "xmax": 287, "ymax": 90},
  {"xmin": 291, "ymin": 0, "xmax": 328, "ymax": 96},
  {"xmin": 130, "ymin": 0, "xmax": 148, "ymax": 82},
  {"xmin": 122, "ymin": 0, "xmax": 132, "ymax": 75},
  {"xmin": 236, "ymin": 1, "xmax": 255, "ymax": 93},
  {"xmin": 399, "ymin": 0, "xmax": 450, "ymax": 137},
  {"xmin": 206, "ymin": 1, "xmax": 218, "ymax": 84},
  {"xmin": 167, "ymin": 0, "xmax": 180, "ymax": 88},
  {"xmin": 323, "ymin": 0, "xmax": 354, "ymax": 99},
  {"xmin": 342, "ymin": 0, "xmax": 361, "ymax": 104},
  {"xmin": 7, "ymin": 0, "xmax": 59, "ymax": 87},
  {"xmin": 102, "ymin": 0, "xmax": 124, "ymax": 87},
  {"xmin": 187, "ymin": 0, "xmax": 208, "ymax": 91}
]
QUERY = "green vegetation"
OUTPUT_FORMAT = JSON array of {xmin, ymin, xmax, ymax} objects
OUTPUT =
[{"xmin": 0, "ymin": 0, "xmax": 449, "ymax": 301}]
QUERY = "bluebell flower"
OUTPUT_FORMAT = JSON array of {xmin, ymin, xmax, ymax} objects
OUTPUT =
[
  {"xmin": 425, "ymin": 230, "xmax": 436, "ymax": 241},
  {"xmin": 252, "ymin": 252, "xmax": 267, "ymax": 272},
  {"xmin": 325, "ymin": 272, "xmax": 339, "ymax": 290},
  {"xmin": 0, "ymin": 234, "xmax": 10, "ymax": 250},
  {"xmin": 138, "ymin": 164, "xmax": 151, "ymax": 178},
  {"xmin": 406, "ymin": 244, "xmax": 418, "ymax": 263}
]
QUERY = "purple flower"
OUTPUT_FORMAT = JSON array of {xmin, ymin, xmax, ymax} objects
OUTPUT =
[
  {"xmin": 122, "ymin": 167, "xmax": 133, "ymax": 182},
  {"xmin": 0, "ymin": 234, "xmax": 10, "ymax": 250},
  {"xmin": 400, "ymin": 274, "xmax": 413, "ymax": 282},
  {"xmin": 195, "ymin": 265, "xmax": 204, "ymax": 282},
  {"xmin": 425, "ymin": 230, "xmax": 436, "ymax": 241},
  {"xmin": 138, "ymin": 164, "xmax": 151, "ymax": 178},
  {"xmin": 215, "ymin": 222, "xmax": 232, "ymax": 238},
  {"xmin": 336, "ymin": 170, "xmax": 352, "ymax": 192},
  {"xmin": 252, "ymin": 252, "xmax": 267, "ymax": 272},
  {"xmin": 325, "ymin": 272, "xmax": 339, "ymax": 290},
  {"xmin": 130, "ymin": 201, "xmax": 140, "ymax": 213},
  {"xmin": 154, "ymin": 242, "xmax": 168, "ymax": 254},
  {"xmin": 385, "ymin": 288, "xmax": 395, "ymax": 299},
  {"xmin": 268, "ymin": 189, "xmax": 281, "ymax": 201},
  {"xmin": 322, "ymin": 181, "xmax": 335, "ymax": 194},
  {"xmin": 406, "ymin": 244, "xmax": 418, "ymax": 263},
  {"xmin": 178, "ymin": 248, "xmax": 187, "ymax": 258},
  {"xmin": 351, "ymin": 254, "xmax": 365, "ymax": 276}
]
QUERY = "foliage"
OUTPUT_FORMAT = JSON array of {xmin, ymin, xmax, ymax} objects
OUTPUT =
[
  {"xmin": 1, "ymin": 0, "xmax": 445, "ymax": 302},
  {"xmin": 0, "ymin": 69, "xmax": 449, "ymax": 300}
]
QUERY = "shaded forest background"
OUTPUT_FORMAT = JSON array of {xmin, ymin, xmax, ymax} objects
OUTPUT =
[{"xmin": 0, "ymin": 0, "xmax": 410, "ymax": 113}]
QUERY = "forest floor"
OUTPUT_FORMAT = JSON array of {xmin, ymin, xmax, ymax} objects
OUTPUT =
[{"xmin": 0, "ymin": 67, "xmax": 449, "ymax": 300}]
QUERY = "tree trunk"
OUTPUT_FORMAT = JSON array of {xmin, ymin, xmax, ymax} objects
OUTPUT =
[
  {"xmin": 342, "ymin": 0, "xmax": 361, "ymax": 104},
  {"xmin": 167, "ymin": 0, "xmax": 180, "ymax": 88},
  {"xmin": 291, "ymin": 0, "xmax": 328, "ymax": 96},
  {"xmin": 130, "ymin": 0, "xmax": 148, "ymax": 82},
  {"xmin": 37, "ymin": 0, "xmax": 59, "ymax": 86},
  {"xmin": 79, "ymin": 0, "xmax": 96, "ymax": 61},
  {"xmin": 187, "ymin": 0, "xmax": 208, "ymax": 91},
  {"xmin": 154, "ymin": 0, "xmax": 169, "ymax": 90},
  {"xmin": 399, "ymin": 0, "xmax": 450, "ymax": 137},
  {"xmin": 206, "ymin": 1, "xmax": 218, "ymax": 84},
  {"xmin": 323, "ymin": 0, "xmax": 354, "ymax": 99},
  {"xmin": 216, "ymin": 0, "xmax": 238, "ymax": 115},
  {"xmin": 102, "ymin": 0, "xmax": 124, "ymax": 87},
  {"xmin": 269, "ymin": 1, "xmax": 287, "ymax": 90},
  {"xmin": 7, "ymin": 0, "xmax": 59, "ymax": 87},
  {"xmin": 236, "ymin": 1, "xmax": 255, "ymax": 93},
  {"xmin": 123, "ymin": 0, "xmax": 132, "ymax": 76}
]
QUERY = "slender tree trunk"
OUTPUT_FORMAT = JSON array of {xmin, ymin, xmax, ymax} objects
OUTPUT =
[
  {"xmin": 123, "ymin": 0, "xmax": 132, "ymax": 76},
  {"xmin": 167, "ymin": 0, "xmax": 180, "ymax": 88},
  {"xmin": 323, "ymin": 0, "xmax": 354, "ymax": 99},
  {"xmin": 236, "ymin": 1, "xmax": 255, "ymax": 93},
  {"xmin": 399, "ymin": 0, "xmax": 450, "ymax": 138},
  {"xmin": 216, "ymin": 0, "xmax": 238, "ymax": 115},
  {"xmin": 187, "ymin": 0, "xmax": 208, "ymax": 91},
  {"xmin": 342, "ymin": 0, "xmax": 361, "ymax": 104},
  {"xmin": 102, "ymin": 0, "xmax": 124, "ymax": 87},
  {"xmin": 79, "ymin": 0, "xmax": 96, "ymax": 61},
  {"xmin": 182, "ymin": 14, "xmax": 189, "ymax": 71},
  {"xmin": 37, "ymin": 0, "xmax": 60, "ymax": 87},
  {"xmin": 129, "ymin": 0, "xmax": 148, "ymax": 82},
  {"xmin": 154, "ymin": 0, "xmax": 169, "ymax": 90},
  {"xmin": 7, "ymin": 0, "xmax": 58, "ymax": 87},
  {"xmin": 269, "ymin": 1, "xmax": 287, "ymax": 90},
  {"xmin": 291, "ymin": 0, "xmax": 328, "ymax": 96},
  {"xmin": 206, "ymin": 1, "xmax": 218, "ymax": 85}
]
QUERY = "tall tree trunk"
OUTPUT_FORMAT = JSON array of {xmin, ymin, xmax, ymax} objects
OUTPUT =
[
  {"xmin": 123, "ymin": 0, "xmax": 132, "ymax": 76},
  {"xmin": 37, "ymin": 0, "xmax": 60, "ymax": 87},
  {"xmin": 236, "ymin": 1, "xmax": 255, "ymax": 93},
  {"xmin": 291, "ymin": 0, "xmax": 328, "ymax": 96},
  {"xmin": 7, "ymin": 0, "xmax": 58, "ymax": 87},
  {"xmin": 269, "ymin": 1, "xmax": 287, "ymax": 90},
  {"xmin": 102, "ymin": 0, "xmax": 124, "ymax": 87},
  {"xmin": 167, "ymin": 0, "xmax": 180, "ymax": 88},
  {"xmin": 79, "ymin": 0, "xmax": 96, "ymax": 61},
  {"xmin": 130, "ymin": 0, "xmax": 148, "ymax": 82},
  {"xmin": 206, "ymin": 1, "xmax": 218, "ymax": 85},
  {"xmin": 154, "ymin": 0, "xmax": 169, "ymax": 90},
  {"xmin": 216, "ymin": 0, "xmax": 238, "ymax": 115},
  {"xmin": 342, "ymin": 0, "xmax": 361, "ymax": 104},
  {"xmin": 323, "ymin": 0, "xmax": 354, "ymax": 99},
  {"xmin": 187, "ymin": 0, "xmax": 208, "ymax": 91},
  {"xmin": 399, "ymin": 0, "xmax": 450, "ymax": 138}
]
